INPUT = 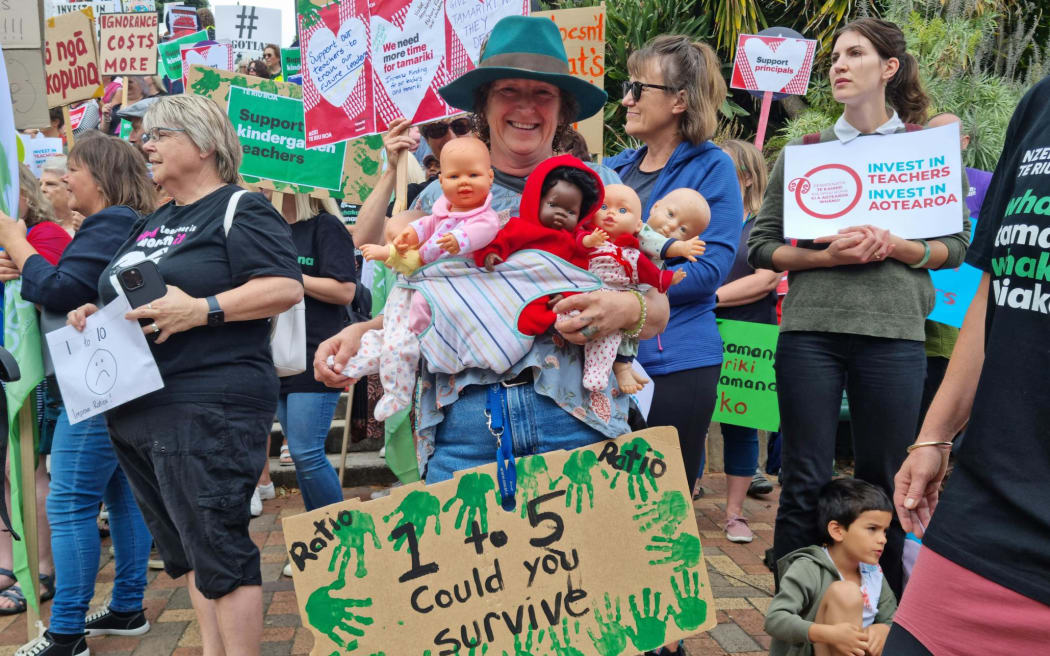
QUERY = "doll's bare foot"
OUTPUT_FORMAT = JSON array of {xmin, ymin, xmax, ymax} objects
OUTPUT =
[{"xmin": 614, "ymin": 362, "xmax": 645, "ymax": 394}]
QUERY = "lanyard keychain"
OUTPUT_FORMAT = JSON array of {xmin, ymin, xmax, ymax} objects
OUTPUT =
[{"xmin": 486, "ymin": 384, "xmax": 517, "ymax": 511}]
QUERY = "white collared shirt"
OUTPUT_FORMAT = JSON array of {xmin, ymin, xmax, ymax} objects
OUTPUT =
[{"xmin": 833, "ymin": 110, "xmax": 905, "ymax": 144}]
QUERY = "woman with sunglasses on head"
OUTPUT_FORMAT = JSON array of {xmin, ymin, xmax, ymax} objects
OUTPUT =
[
  {"xmin": 604, "ymin": 36, "xmax": 743, "ymax": 534},
  {"xmin": 262, "ymin": 45, "xmax": 282, "ymax": 81},
  {"xmin": 245, "ymin": 59, "xmax": 271, "ymax": 80},
  {"xmin": 748, "ymin": 18, "xmax": 970, "ymax": 603}
]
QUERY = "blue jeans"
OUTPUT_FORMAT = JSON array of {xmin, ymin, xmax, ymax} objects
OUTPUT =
[
  {"xmin": 716, "ymin": 424, "xmax": 760, "ymax": 477},
  {"xmin": 278, "ymin": 392, "xmax": 343, "ymax": 511},
  {"xmin": 771, "ymin": 331, "xmax": 925, "ymax": 597},
  {"xmin": 47, "ymin": 410, "xmax": 151, "ymax": 634},
  {"xmin": 426, "ymin": 383, "xmax": 605, "ymax": 484}
]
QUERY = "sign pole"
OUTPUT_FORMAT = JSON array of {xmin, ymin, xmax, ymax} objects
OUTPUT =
[
  {"xmin": 18, "ymin": 408, "xmax": 40, "ymax": 637},
  {"xmin": 61, "ymin": 105, "xmax": 75, "ymax": 148},
  {"xmin": 754, "ymin": 90, "xmax": 773, "ymax": 151}
]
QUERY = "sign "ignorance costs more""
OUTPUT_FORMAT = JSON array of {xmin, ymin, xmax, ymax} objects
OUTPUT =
[{"xmin": 282, "ymin": 427, "xmax": 717, "ymax": 655}]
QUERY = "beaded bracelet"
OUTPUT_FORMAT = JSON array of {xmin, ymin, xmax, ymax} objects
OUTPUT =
[
  {"xmin": 906, "ymin": 440, "xmax": 953, "ymax": 453},
  {"xmin": 622, "ymin": 290, "xmax": 647, "ymax": 339}
]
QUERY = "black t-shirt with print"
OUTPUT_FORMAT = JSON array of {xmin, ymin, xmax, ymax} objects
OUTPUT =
[
  {"xmin": 922, "ymin": 75, "xmax": 1050, "ymax": 606},
  {"xmin": 98, "ymin": 185, "xmax": 302, "ymax": 414},
  {"xmin": 280, "ymin": 212, "xmax": 357, "ymax": 394},
  {"xmin": 619, "ymin": 159, "xmax": 662, "ymax": 212}
]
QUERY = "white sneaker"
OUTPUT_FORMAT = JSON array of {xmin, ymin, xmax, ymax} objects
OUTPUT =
[
  {"xmin": 250, "ymin": 488, "xmax": 262, "ymax": 517},
  {"xmin": 378, "ymin": 446, "xmax": 386, "ymax": 458},
  {"xmin": 256, "ymin": 483, "xmax": 276, "ymax": 500},
  {"xmin": 283, "ymin": 562, "xmax": 293, "ymax": 577}
]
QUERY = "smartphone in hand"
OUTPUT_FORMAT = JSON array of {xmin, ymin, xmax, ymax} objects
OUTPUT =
[{"xmin": 116, "ymin": 261, "xmax": 167, "ymax": 338}]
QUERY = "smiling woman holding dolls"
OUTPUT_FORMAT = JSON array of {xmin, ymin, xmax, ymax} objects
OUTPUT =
[{"xmin": 747, "ymin": 17, "xmax": 971, "ymax": 599}]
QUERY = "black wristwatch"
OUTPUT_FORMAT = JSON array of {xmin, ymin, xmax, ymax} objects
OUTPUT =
[{"xmin": 206, "ymin": 295, "xmax": 224, "ymax": 327}]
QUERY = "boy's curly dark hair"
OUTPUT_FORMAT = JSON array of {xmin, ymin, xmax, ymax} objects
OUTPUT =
[
  {"xmin": 817, "ymin": 478, "xmax": 893, "ymax": 545},
  {"xmin": 539, "ymin": 166, "xmax": 600, "ymax": 221}
]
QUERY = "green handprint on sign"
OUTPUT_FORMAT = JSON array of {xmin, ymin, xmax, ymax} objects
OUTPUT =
[
  {"xmin": 502, "ymin": 628, "xmax": 544, "ymax": 656},
  {"xmin": 515, "ymin": 455, "xmax": 551, "ymax": 518},
  {"xmin": 647, "ymin": 533, "xmax": 702, "ymax": 572},
  {"xmin": 664, "ymin": 570, "xmax": 709, "ymax": 631},
  {"xmin": 328, "ymin": 509, "xmax": 381, "ymax": 578},
  {"xmin": 548, "ymin": 617, "xmax": 585, "ymax": 656},
  {"xmin": 305, "ymin": 556, "xmax": 374, "ymax": 652},
  {"xmin": 384, "ymin": 490, "xmax": 441, "ymax": 550},
  {"xmin": 634, "ymin": 491, "xmax": 689, "ymax": 536},
  {"xmin": 625, "ymin": 588, "xmax": 668, "ymax": 652},
  {"xmin": 467, "ymin": 643, "xmax": 488, "ymax": 656},
  {"xmin": 550, "ymin": 450, "xmax": 599, "ymax": 513},
  {"xmin": 586, "ymin": 593, "xmax": 627, "ymax": 656},
  {"xmin": 607, "ymin": 437, "xmax": 662, "ymax": 502},
  {"xmin": 442, "ymin": 472, "xmax": 499, "ymax": 537}
]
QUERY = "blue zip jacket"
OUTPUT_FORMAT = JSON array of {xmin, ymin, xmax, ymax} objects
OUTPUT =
[{"xmin": 606, "ymin": 140, "xmax": 742, "ymax": 375}]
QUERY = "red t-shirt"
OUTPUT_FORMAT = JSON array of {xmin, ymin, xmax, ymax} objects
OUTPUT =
[{"xmin": 27, "ymin": 221, "xmax": 72, "ymax": 265}]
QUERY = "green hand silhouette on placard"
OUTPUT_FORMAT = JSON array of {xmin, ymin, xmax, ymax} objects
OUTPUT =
[
  {"xmin": 634, "ymin": 490, "xmax": 689, "ymax": 536},
  {"xmin": 383, "ymin": 490, "xmax": 441, "ymax": 550},
  {"xmin": 606, "ymin": 437, "xmax": 662, "ymax": 502},
  {"xmin": 327, "ymin": 509, "xmax": 381, "ymax": 579},
  {"xmin": 305, "ymin": 555, "xmax": 374, "ymax": 652},
  {"xmin": 587, "ymin": 593, "xmax": 628, "ymax": 656},
  {"xmin": 551, "ymin": 450, "xmax": 599, "ymax": 513},
  {"xmin": 502, "ymin": 627, "xmax": 544, "ymax": 656},
  {"xmin": 515, "ymin": 454, "xmax": 551, "ymax": 518},
  {"xmin": 664, "ymin": 570, "xmax": 709, "ymax": 631},
  {"xmin": 646, "ymin": 533, "xmax": 702, "ymax": 572},
  {"xmin": 625, "ymin": 588, "xmax": 668, "ymax": 652},
  {"xmin": 548, "ymin": 617, "xmax": 585, "ymax": 656},
  {"xmin": 442, "ymin": 472, "xmax": 499, "ymax": 537}
]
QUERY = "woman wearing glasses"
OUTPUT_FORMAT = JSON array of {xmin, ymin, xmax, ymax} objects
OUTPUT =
[
  {"xmin": 262, "ymin": 44, "xmax": 282, "ymax": 80},
  {"xmin": 605, "ymin": 35, "xmax": 743, "ymax": 516},
  {"xmin": 66, "ymin": 95, "xmax": 303, "ymax": 656},
  {"xmin": 245, "ymin": 59, "xmax": 270, "ymax": 80}
]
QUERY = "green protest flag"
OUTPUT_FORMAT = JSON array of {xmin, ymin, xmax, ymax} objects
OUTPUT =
[
  {"xmin": 157, "ymin": 28, "xmax": 208, "ymax": 80},
  {"xmin": 227, "ymin": 86, "xmax": 346, "ymax": 191},
  {"xmin": 281, "ymin": 46, "xmax": 301, "ymax": 78},
  {"xmin": 713, "ymin": 319, "xmax": 780, "ymax": 431},
  {"xmin": 4, "ymin": 279, "xmax": 45, "ymax": 615},
  {"xmin": 119, "ymin": 118, "xmax": 133, "ymax": 140}
]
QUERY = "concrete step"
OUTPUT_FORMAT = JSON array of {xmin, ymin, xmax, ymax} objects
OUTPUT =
[
  {"xmin": 267, "ymin": 419, "xmax": 384, "ymax": 455},
  {"xmin": 267, "ymin": 451, "xmax": 398, "ymax": 488}
]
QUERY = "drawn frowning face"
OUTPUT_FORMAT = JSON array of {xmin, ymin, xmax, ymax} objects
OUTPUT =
[{"xmin": 85, "ymin": 349, "xmax": 117, "ymax": 395}]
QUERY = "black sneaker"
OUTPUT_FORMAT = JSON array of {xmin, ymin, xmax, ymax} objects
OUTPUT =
[
  {"xmin": 14, "ymin": 631, "xmax": 88, "ymax": 656},
  {"xmin": 83, "ymin": 607, "xmax": 150, "ymax": 637},
  {"xmin": 747, "ymin": 469, "xmax": 774, "ymax": 497}
]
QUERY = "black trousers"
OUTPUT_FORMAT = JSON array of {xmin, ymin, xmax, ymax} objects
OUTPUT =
[
  {"xmin": 885, "ymin": 624, "xmax": 934, "ymax": 655},
  {"xmin": 646, "ymin": 365, "xmax": 720, "ymax": 495},
  {"xmin": 771, "ymin": 331, "xmax": 926, "ymax": 598}
]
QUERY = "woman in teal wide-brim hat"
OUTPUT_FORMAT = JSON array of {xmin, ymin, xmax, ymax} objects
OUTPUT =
[{"xmin": 319, "ymin": 13, "xmax": 671, "ymax": 490}]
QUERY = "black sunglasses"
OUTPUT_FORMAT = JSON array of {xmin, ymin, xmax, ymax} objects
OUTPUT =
[
  {"xmin": 421, "ymin": 118, "xmax": 471, "ymax": 139},
  {"xmin": 622, "ymin": 80, "xmax": 676, "ymax": 102}
]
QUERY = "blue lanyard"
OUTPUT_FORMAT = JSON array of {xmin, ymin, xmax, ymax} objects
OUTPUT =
[{"xmin": 486, "ymin": 384, "xmax": 517, "ymax": 511}]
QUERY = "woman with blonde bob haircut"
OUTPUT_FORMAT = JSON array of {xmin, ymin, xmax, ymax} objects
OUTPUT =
[
  {"xmin": 66, "ymin": 94, "xmax": 304, "ymax": 656},
  {"xmin": 606, "ymin": 35, "xmax": 744, "ymax": 541}
]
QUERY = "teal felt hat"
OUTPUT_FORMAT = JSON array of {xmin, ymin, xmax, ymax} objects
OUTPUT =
[{"xmin": 438, "ymin": 15, "xmax": 608, "ymax": 121}]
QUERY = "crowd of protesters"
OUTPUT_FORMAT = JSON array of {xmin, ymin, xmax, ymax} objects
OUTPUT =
[{"xmin": 3, "ymin": 7, "xmax": 1047, "ymax": 656}]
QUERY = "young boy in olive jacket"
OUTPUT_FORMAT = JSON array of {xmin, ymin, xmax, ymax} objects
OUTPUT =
[{"xmin": 765, "ymin": 479, "xmax": 898, "ymax": 656}]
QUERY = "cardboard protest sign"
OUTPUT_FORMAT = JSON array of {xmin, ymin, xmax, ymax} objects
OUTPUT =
[
  {"xmin": 283, "ymin": 427, "xmax": 716, "ymax": 655},
  {"xmin": 180, "ymin": 42, "xmax": 232, "ymax": 87},
  {"xmin": 783, "ymin": 123, "xmax": 965, "ymax": 239},
  {"xmin": 45, "ymin": 0, "xmax": 120, "ymax": 42},
  {"xmin": 370, "ymin": 0, "xmax": 455, "ymax": 132},
  {"xmin": 98, "ymin": 12, "xmax": 158, "ymax": 75},
  {"xmin": 165, "ymin": 4, "xmax": 198, "ymax": 33},
  {"xmin": 730, "ymin": 33, "xmax": 817, "ymax": 95},
  {"xmin": 214, "ymin": 4, "xmax": 281, "ymax": 59},
  {"xmin": 445, "ymin": 0, "xmax": 528, "ymax": 77},
  {"xmin": 297, "ymin": 0, "xmax": 375, "ymax": 148},
  {"xmin": 227, "ymin": 87, "xmax": 347, "ymax": 191},
  {"xmin": 185, "ymin": 64, "xmax": 383, "ymax": 203},
  {"xmin": 4, "ymin": 49, "xmax": 50, "ymax": 130},
  {"xmin": 156, "ymin": 28, "xmax": 207, "ymax": 80},
  {"xmin": 44, "ymin": 8, "xmax": 103, "ymax": 108},
  {"xmin": 1, "ymin": 0, "xmax": 42, "ymax": 48},
  {"xmin": 534, "ymin": 5, "xmax": 606, "ymax": 159},
  {"xmin": 713, "ymin": 319, "xmax": 780, "ymax": 432},
  {"xmin": 281, "ymin": 46, "xmax": 301, "ymax": 79}
]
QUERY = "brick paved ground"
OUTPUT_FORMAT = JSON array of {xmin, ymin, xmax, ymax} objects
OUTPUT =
[{"xmin": 0, "ymin": 475, "xmax": 780, "ymax": 656}]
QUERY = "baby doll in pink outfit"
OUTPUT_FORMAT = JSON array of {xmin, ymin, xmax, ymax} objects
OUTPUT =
[{"xmin": 349, "ymin": 137, "xmax": 498, "ymax": 420}]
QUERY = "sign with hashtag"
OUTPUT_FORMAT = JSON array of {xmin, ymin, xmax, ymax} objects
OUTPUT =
[
  {"xmin": 215, "ymin": 4, "xmax": 281, "ymax": 59},
  {"xmin": 282, "ymin": 426, "xmax": 717, "ymax": 655}
]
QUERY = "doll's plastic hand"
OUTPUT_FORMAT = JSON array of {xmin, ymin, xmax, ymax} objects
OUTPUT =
[
  {"xmin": 436, "ymin": 233, "xmax": 461, "ymax": 255},
  {"xmin": 667, "ymin": 237, "xmax": 706, "ymax": 262},
  {"xmin": 670, "ymin": 270, "xmax": 687, "ymax": 285},
  {"xmin": 582, "ymin": 228, "xmax": 609, "ymax": 248},
  {"xmin": 360, "ymin": 244, "xmax": 390, "ymax": 262},
  {"xmin": 392, "ymin": 227, "xmax": 419, "ymax": 254},
  {"xmin": 483, "ymin": 253, "xmax": 503, "ymax": 271}
]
